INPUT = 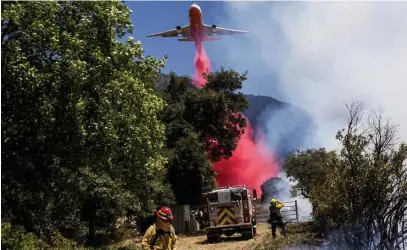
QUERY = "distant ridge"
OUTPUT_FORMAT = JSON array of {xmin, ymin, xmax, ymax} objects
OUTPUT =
[
  {"xmin": 243, "ymin": 94, "xmax": 315, "ymax": 160},
  {"xmin": 154, "ymin": 75, "xmax": 315, "ymax": 160}
]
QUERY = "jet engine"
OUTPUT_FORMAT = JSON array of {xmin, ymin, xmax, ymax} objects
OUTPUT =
[
  {"xmin": 176, "ymin": 26, "xmax": 182, "ymax": 34},
  {"xmin": 211, "ymin": 25, "xmax": 217, "ymax": 33}
]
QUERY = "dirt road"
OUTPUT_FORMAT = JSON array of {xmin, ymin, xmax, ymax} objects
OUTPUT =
[
  {"xmin": 125, "ymin": 223, "xmax": 272, "ymax": 250},
  {"xmin": 126, "ymin": 222, "xmax": 318, "ymax": 250},
  {"xmin": 175, "ymin": 223, "xmax": 270, "ymax": 250}
]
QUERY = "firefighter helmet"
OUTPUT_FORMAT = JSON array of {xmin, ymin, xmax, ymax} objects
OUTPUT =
[{"xmin": 156, "ymin": 207, "xmax": 174, "ymax": 221}]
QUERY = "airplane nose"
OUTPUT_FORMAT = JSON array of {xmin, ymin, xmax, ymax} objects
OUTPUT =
[
  {"xmin": 190, "ymin": 4, "xmax": 201, "ymax": 12},
  {"xmin": 189, "ymin": 4, "xmax": 201, "ymax": 16}
]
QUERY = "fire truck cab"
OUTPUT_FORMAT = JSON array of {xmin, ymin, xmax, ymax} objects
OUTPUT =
[{"xmin": 201, "ymin": 185, "xmax": 258, "ymax": 242}]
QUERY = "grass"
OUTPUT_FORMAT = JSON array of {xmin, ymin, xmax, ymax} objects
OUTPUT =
[
  {"xmin": 107, "ymin": 222, "xmax": 324, "ymax": 250},
  {"xmin": 255, "ymin": 222, "xmax": 324, "ymax": 250}
]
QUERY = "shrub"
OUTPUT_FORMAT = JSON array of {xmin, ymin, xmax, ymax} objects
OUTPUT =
[{"xmin": 1, "ymin": 222, "xmax": 90, "ymax": 250}]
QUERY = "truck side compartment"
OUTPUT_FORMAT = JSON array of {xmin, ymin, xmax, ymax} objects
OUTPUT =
[{"xmin": 201, "ymin": 185, "xmax": 258, "ymax": 243}]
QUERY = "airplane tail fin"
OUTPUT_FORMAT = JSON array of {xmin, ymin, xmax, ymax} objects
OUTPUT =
[{"xmin": 177, "ymin": 37, "xmax": 221, "ymax": 42}]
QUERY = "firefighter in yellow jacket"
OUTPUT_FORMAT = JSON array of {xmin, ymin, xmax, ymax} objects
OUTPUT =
[
  {"xmin": 142, "ymin": 207, "xmax": 178, "ymax": 250},
  {"xmin": 268, "ymin": 198, "xmax": 287, "ymax": 238}
]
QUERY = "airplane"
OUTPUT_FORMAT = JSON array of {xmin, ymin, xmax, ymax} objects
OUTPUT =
[{"xmin": 146, "ymin": 3, "xmax": 249, "ymax": 42}]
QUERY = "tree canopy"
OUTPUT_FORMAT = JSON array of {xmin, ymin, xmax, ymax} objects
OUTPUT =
[
  {"xmin": 282, "ymin": 101, "xmax": 407, "ymax": 249},
  {"xmin": 7, "ymin": 1, "xmax": 405, "ymax": 250},
  {"xmin": 1, "ymin": 1, "xmax": 251, "ymax": 247},
  {"xmin": 158, "ymin": 70, "xmax": 249, "ymax": 205},
  {"xmin": 2, "ymin": 1, "xmax": 171, "ymax": 246},
  {"xmin": 260, "ymin": 177, "xmax": 290, "ymax": 203}
]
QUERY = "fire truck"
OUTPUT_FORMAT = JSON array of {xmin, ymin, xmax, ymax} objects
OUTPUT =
[{"xmin": 200, "ymin": 185, "xmax": 258, "ymax": 242}]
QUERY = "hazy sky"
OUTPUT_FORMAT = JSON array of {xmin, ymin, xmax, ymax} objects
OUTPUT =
[
  {"xmin": 127, "ymin": 1, "xmax": 407, "ymax": 150},
  {"xmin": 125, "ymin": 1, "xmax": 407, "ymax": 220},
  {"xmin": 212, "ymin": 2, "xmax": 407, "ymax": 149}
]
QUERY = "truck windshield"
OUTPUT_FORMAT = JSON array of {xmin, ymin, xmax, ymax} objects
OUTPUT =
[
  {"xmin": 207, "ymin": 193, "xmax": 218, "ymax": 203},
  {"xmin": 206, "ymin": 189, "xmax": 244, "ymax": 203},
  {"xmin": 231, "ymin": 191, "xmax": 241, "ymax": 201}
]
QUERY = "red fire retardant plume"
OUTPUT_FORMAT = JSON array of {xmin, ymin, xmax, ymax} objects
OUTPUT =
[
  {"xmin": 192, "ymin": 41, "xmax": 278, "ymax": 196},
  {"xmin": 212, "ymin": 123, "xmax": 279, "ymax": 196},
  {"xmin": 192, "ymin": 43, "xmax": 211, "ymax": 88}
]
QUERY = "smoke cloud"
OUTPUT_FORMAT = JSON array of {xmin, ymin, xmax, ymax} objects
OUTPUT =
[
  {"xmin": 212, "ymin": 123, "xmax": 279, "ymax": 197},
  {"xmin": 214, "ymin": 2, "xmax": 407, "ymax": 149},
  {"xmin": 192, "ymin": 41, "xmax": 279, "ymax": 196},
  {"xmin": 277, "ymin": 172, "xmax": 313, "ymax": 221},
  {"xmin": 209, "ymin": 2, "xmax": 407, "ymax": 226}
]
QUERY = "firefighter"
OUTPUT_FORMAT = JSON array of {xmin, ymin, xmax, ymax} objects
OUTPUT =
[
  {"xmin": 268, "ymin": 198, "xmax": 287, "ymax": 238},
  {"xmin": 195, "ymin": 209, "xmax": 204, "ymax": 229},
  {"xmin": 141, "ymin": 207, "xmax": 178, "ymax": 250}
]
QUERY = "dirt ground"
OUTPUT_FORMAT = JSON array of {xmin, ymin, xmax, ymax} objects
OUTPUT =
[
  {"xmin": 176, "ymin": 223, "xmax": 271, "ymax": 250},
  {"xmin": 130, "ymin": 223, "xmax": 272, "ymax": 250}
]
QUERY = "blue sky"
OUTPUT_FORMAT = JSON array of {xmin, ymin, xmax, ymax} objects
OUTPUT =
[
  {"xmin": 122, "ymin": 1, "xmax": 407, "ymax": 219},
  {"xmin": 125, "ymin": 1, "xmax": 283, "ymax": 100},
  {"xmin": 125, "ymin": 2, "xmax": 407, "ymax": 149}
]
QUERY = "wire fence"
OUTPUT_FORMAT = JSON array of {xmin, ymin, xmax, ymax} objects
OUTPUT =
[{"xmin": 255, "ymin": 200, "xmax": 299, "ymax": 223}]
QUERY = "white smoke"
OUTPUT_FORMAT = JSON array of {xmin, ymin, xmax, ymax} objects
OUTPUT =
[
  {"xmin": 210, "ymin": 2, "xmax": 407, "ymax": 234},
  {"xmin": 259, "ymin": 172, "xmax": 313, "ymax": 221},
  {"xmin": 213, "ymin": 2, "xmax": 407, "ymax": 149},
  {"xmin": 277, "ymin": 172, "xmax": 313, "ymax": 222}
]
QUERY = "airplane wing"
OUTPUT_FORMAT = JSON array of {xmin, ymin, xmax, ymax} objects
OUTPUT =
[
  {"xmin": 203, "ymin": 24, "xmax": 249, "ymax": 36},
  {"xmin": 147, "ymin": 25, "xmax": 190, "ymax": 38}
]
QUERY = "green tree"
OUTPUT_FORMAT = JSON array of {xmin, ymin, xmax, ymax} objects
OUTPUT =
[
  {"xmin": 193, "ymin": 68, "xmax": 249, "ymax": 162},
  {"xmin": 260, "ymin": 177, "xmax": 290, "ymax": 203},
  {"xmin": 283, "ymin": 148, "xmax": 338, "ymax": 199},
  {"xmin": 283, "ymin": 101, "xmax": 407, "ymax": 249},
  {"xmin": 167, "ymin": 131, "xmax": 216, "ymax": 205},
  {"xmin": 158, "ymin": 73, "xmax": 214, "ymax": 205},
  {"xmin": 317, "ymin": 102, "xmax": 407, "ymax": 249},
  {"xmin": 158, "ymin": 70, "xmax": 249, "ymax": 205},
  {"xmin": 2, "ymin": 1, "xmax": 170, "ymax": 245}
]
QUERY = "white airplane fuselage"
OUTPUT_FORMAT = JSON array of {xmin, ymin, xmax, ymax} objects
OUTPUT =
[
  {"xmin": 146, "ymin": 3, "xmax": 248, "ymax": 42},
  {"xmin": 189, "ymin": 4, "xmax": 204, "ymax": 42}
]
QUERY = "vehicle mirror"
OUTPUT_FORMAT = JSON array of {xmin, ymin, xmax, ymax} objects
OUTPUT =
[{"xmin": 253, "ymin": 189, "xmax": 257, "ymax": 201}]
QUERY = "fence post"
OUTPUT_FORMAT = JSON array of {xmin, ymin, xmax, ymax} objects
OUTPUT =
[{"xmin": 295, "ymin": 200, "xmax": 299, "ymax": 222}]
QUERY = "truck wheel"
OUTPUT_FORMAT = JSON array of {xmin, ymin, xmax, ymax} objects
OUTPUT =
[
  {"xmin": 242, "ymin": 227, "xmax": 254, "ymax": 239},
  {"xmin": 207, "ymin": 234, "xmax": 220, "ymax": 243},
  {"xmin": 224, "ymin": 230, "xmax": 235, "ymax": 237}
]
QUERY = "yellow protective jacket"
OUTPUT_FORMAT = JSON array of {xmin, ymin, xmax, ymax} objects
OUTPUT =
[
  {"xmin": 269, "ymin": 201, "xmax": 284, "ymax": 223},
  {"xmin": 275, "ymin": 201, "xmax": 284, "ymax": 209},
  {"xmin": 141, "ymin": 223, "xmax": 178, "ymax": 250}
]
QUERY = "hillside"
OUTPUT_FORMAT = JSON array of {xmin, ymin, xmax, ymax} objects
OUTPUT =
[
  {"xmin": 243, "ymin": 95, "xmax": 315, "ymax": 160},
  {"xmin": 156, "ymin": 74, "xmax": 315, "ymax": 159}
]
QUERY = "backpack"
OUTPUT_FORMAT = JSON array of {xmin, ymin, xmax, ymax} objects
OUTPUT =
[
  {"xmin": 150, "ymin": 228, "xmax": 164, "ymax": 250},
  {"xmin": 150, "ymin": 227, "xmax": 175, "ymax": 250},
  {"xmin": 269, "ymin": 205, "xmax": 282, "ymax": 221}
]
